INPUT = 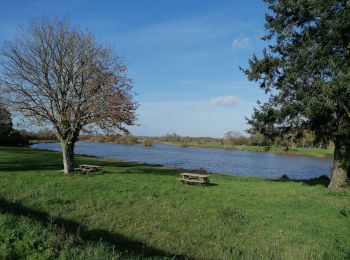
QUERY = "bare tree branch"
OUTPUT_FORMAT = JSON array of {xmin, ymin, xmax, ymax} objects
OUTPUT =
[{"xmin": 0, "ymin": 17, "xmax": 138, "ymax": 173}]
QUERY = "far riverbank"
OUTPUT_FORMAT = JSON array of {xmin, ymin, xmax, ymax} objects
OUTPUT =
[{"xmin": 158, "ymin": 141, "xmax": 334, "ymax": 158}]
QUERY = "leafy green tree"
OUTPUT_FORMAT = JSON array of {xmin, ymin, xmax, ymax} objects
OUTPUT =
[{"xmin": 243, "ymin": 0, "xmax": 350, "ymax": 189}]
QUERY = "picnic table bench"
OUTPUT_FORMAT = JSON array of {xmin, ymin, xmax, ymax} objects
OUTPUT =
[
  {"xmin": 75, "ymin": 164, "xmax": 103, "ymax": 174},
  {"xmin": 179, "ymin": 172, "xmax": 210, "ymax": 185}
]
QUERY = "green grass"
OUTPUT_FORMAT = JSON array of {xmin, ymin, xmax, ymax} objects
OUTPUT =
[
  {"xmin": 0, "ymin": 147, "xmax": 349, "ymax": 259},
  {"xmin": 161, "ymin": 141, "xmax": 334, "ymax": 158}
]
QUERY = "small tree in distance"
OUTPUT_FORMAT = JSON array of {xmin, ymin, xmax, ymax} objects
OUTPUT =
[
  {"xmin": 223, "ymin": 131, "xmax": 244, "ymax": 146},
  {"xmin": 0, "ymin": 17, "xmax": 137, "ymax": 174}
]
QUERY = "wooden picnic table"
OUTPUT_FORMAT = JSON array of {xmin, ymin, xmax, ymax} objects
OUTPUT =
[
  {"xmin": 75, "ymin": 164, "xmax": 103, "ymax": 174},
  {"xmin": 179, "ymin": 172, "xmax": 210, "ymax": 185}
]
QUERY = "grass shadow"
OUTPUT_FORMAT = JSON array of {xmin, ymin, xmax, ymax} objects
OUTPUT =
[
  {"xmin": 178, "ymin": 182, "xmax": 218, "ymax": 187},
  {"xmin": 0, "ymin": 197, "xmax": 192, "ymax": 259},
  {"xmin": 115, "ymin": 167, "xmax": 182, "ymax": 176},
  {"xmin": 273, "ymin": 175, "xmax": 331, "ymax": 187},
  {"xmin": 0, "ymin": 147, "xmax": 63, "ymax": 172},
  {"xmin": 0, "ymin": 147, "xmax": 173, "ymax": 174}
]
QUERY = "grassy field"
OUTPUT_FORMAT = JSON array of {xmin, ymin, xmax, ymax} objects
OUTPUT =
[
  {"xmin": 0, "ymin": 147, "xmax": 349, "ymax": 259},
  {"xmin": 161, "ymin": 141, "xmax": 334, "ymax": 158}
]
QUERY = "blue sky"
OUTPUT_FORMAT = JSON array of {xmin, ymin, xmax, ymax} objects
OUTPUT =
[{"xmin": 0, "ymin": 0, "xmax": 269, "ymax": 137}]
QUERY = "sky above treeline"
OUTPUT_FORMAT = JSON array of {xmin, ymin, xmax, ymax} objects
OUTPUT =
[{"xmin": 0, "ymin": 0, "xmax": 269, "ymax": 138}]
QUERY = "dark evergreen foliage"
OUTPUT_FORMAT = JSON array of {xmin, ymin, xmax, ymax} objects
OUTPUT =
[{"xmin": 243, "ymin": 0, "xmax": 350, "ymax": 189}]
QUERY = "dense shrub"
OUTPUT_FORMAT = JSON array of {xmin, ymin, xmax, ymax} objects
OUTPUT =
[
  {"xmin": 142, "ymin": 138, "xmax": 153, "ymax": 147},
  {"xmin": 114, "ymin": 135, "xmax": 138, "ymax": 144},
  {"xmin": 0, "ymin": 130, "xmax": 29, "ymax": 147},
  {"xmin": 20, "ymin": 130, "xmax": 58, "ymax": 142},
  {"xmin": 80, "ymin": 134, "xmax": 138, "ymax": 144},
  {"xmin": 0, "ymin": 104, "xmax": 29, "ymax": 146},
  {"xmin": 179, "ymin": 137, "xmax": 189, "ymax": 147}
]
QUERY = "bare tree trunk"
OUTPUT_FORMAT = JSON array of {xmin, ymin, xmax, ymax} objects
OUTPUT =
[
  {"xmin": 328, "ymin": 138, "xmax": 349, "ymax": 190},
  {"xmin": 61, "ymin": 140, "xmax": 75, "ymax": 174}
]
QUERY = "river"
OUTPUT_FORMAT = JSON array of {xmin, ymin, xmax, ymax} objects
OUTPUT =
[{"xmin": 32, "ymin": 142, "xmax": 333, "ymax": 180}]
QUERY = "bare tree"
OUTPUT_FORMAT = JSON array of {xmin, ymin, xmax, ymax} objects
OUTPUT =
[
  {"xmin": 0, "ymin": 18, "xmax": 137, "ymax": 174},
  {"xmin": 223, "ymin": 131, "xmax": 243, "ymax": 146}
]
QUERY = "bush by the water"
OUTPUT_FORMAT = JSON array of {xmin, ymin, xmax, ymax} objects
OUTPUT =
[
  {"xmin": 0, "ymin": 130, "xmax": 29, "ymax": 147},
  {"xmin": 81, "ymin": 134, "xmax": 138, "ymax": 144},
  {"xmin": 142, "ymin": 138, "xmax": 153, "ymax": 146},
  {"xmin": 20, "ymin": 130, "xmax": 58, "ymax": 143},
  {"xmin": 179, "ymin": 137, "xmax": 189, "ymax": 147}
]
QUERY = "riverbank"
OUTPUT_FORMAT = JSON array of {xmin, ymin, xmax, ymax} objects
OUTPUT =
[
  {"xmin": 30, "ymin": 138, "xmax": 334, "ymax": 158},
  {"xmin": 0, "ymin": 147, "xmax": 349, "ymax": 259},
  {"xmin": 159, "ymin": 141, "xmax": 334, "ymax": 158}
]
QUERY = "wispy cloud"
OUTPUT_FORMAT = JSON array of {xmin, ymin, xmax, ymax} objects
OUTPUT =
[
  {"xmin": 119, "ymin": 8, "xmax": 256, "ymax": 48},
  {"xmin": 124, "ymin": 18, "xmax": 234, "ymax": 46},
  {"xmin": 142, "ymin": 100, "xmax": 209, "ymax": 115},
  {"xmin": 211, "ymin": 96, "xmax": 240, "ymax": 106},
  {"xmin": 231, "ymin": 36, "xmax": 251, "ymax": 49}
]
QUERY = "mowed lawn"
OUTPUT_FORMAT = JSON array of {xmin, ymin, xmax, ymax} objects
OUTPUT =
[{"xmin": 0, "ymin": 147, "xmax": 349, "ymax": 259}]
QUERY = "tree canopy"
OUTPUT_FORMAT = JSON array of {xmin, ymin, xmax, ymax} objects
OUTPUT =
[
  {"xmin": 243, "ymin": 0, "xmax": 350, "ymax": 189},
  {"xmin": 0, "ymin": 18, "xmax": 137, "ymax": 173}
]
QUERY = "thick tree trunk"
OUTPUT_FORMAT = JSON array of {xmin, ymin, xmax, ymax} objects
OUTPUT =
[
  {"xmin": 328, "ymin": 138, "xmax": 350, "ymax": 190},
  {"xmin": 61, "ymin": 140, "xmax": 75, "ymax": 174}
]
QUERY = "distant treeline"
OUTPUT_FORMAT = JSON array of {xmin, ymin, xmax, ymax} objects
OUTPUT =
[
  {"xmin": 8, "ymin": 128, "xmax": 329, "ymax": 151},
  {"xmin": 156, "ymin": 131, "xmax": 329, "ymax": 150},
  {"xmin": 20, "ymin": 130, "xmax": 58, "ymax": 143},
  {"xmin": 157, "ymin": 133, "xmax": 218, "ymax": 147},
  {"xmin": 0, "ymin": 96, "xmax": 329, "ymax": 150},
  {"xmin": 80, "ymin": 134, "xmax": 139, "ymax": 144}
]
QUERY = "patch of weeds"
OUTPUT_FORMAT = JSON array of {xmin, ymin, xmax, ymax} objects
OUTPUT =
[
  {"xmin": 340, "ymin": 207, "xmax": 348, "ymax": 217},
  {"xmin": 147, "ymin": 193, "xmax": 160, "ymax": 201},
  {"xmin": 222, "ymin": 243, "xmax": 245, "ymax": 258},
  {"xmin": 47, "ymin": 198, "xmax": 71, "ymax": 205},
  {"xmin": 219, "ymin": 207, "xmax": 249, "ymax": 233},
  {"xmin": 327, "ymin": 190, "xmax": 348, "ymax": 198}
]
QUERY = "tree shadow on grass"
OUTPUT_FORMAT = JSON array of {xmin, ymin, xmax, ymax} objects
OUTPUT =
[
  {"xmin": 0, "ymin": 198, "xmax": 192, "ymax": 259},
  {"xmin": 0, "ymin": 149, "xmax": 63, "ymax": 172},
  {"xmin": 273, "ymin": 175, "xmax": 331, "ymax": 187},
  {"xmin": 0, "ymin": 147, "xmax": 176, "ymax": 174},
  {"xmin": 115, "ymin": 167, "xmax": 182, "ymax": 176}
]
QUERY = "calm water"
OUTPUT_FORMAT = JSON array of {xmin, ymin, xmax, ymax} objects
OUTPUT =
[{"xmin": 32, "ymin": 142, "xmax": 333, "ymax": 180}]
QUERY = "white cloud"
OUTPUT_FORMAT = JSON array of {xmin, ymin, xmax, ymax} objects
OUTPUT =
[
  {"xmin": 211, "ymin": 96, "xmax": 240, "ymax": 106},
  {"xmin": 231, "ymin": 36, "xmax": 250, "ymax": 48}
]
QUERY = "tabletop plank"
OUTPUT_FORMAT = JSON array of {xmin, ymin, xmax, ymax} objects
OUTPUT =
[{"xmin": 180, "ymin": 173, "xmax": 209, "ymax": 178}]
